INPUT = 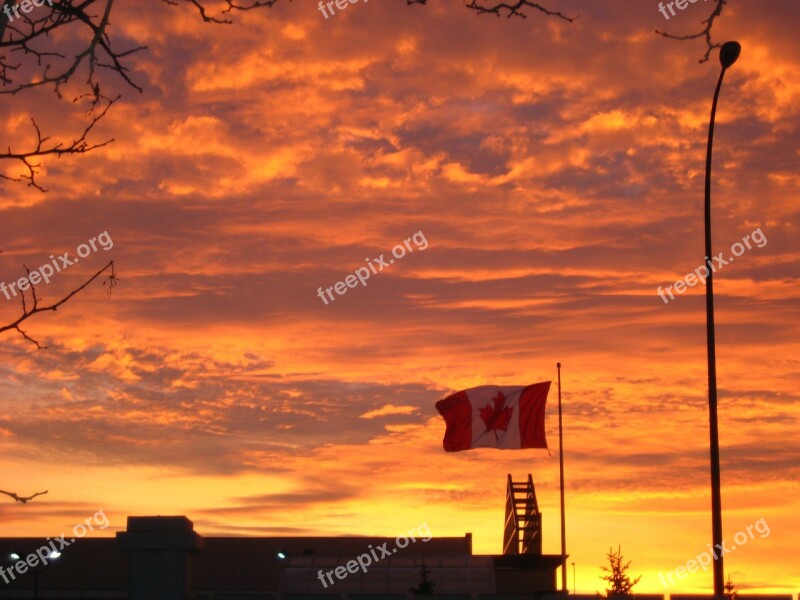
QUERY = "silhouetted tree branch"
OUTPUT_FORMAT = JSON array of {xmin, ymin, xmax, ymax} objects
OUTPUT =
[
  {"xmin": 656, "ymin": 0, "xmax": 727, "ymax": 63},
  {"xmin": 0, "ymin": 95, "xmax": 117, "ymax": 191},
  {"xmin": 0, "ymin": 255, "xmax": 116, "ymax": 349},
  {"xmin": 0, "ymin": 0, "xmax": 139, "ymax": 190},
  {"xmin": 408, "ymin": 0, "xmax": 576, "ymax": 21},
  {"xmin": 161, "ymin": 0, "xmax": 283, "ymax": 24}
]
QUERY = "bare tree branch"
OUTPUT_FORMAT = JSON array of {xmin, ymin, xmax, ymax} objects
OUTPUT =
[
  {"xmin": 409, "ymin": 0, "xmax": 577, "ymax": 21},
  {"xmin": 0, "ymin": 95, "xmax": 117, "ymax": 191},
  {"xmin": 1, "ymin": 0, "xmax": 140, "ymax": 191},
  {"xmin": 0, "ymin": 489, "xmax": 48, "ymax": 503},
  {"xmin": 161, "ymin": 0, "xmax": 285, "ymax": 24},
  {"xmin": 0, "ymin": 257, "xmax": 117, "ymax": 349},
  {"xmin": 656, "ymin": 0, "xmax": 727, "ymax": 63},
  {"xmin": 0, "ymin": 0, "xmax": 145, "ymax": 97}
]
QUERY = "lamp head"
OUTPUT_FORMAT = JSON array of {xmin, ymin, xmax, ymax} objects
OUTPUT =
[{"xmin": 720, "ymin": 41, "xmax": 741, "ymax": 69}]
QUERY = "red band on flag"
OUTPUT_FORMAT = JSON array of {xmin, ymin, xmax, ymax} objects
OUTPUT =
[
  {"xmin": 435, "ymin": 390, "xmax": 472, "ymax": 452},
  {"xmin": 519, "ymin": 381, "xmax": 550, "ymax": 449}
]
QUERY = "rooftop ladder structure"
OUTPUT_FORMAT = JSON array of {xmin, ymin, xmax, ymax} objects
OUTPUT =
[{"xmin": 503, "ymin": 473, "xmax": 542, "ymax": 555}]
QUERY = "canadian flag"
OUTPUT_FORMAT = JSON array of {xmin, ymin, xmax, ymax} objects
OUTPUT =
[{"xmin": 435, "ymin": 382, "xmax": 551, "ymax": 452}]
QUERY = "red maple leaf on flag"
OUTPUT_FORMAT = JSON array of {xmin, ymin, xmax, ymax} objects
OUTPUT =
[{"xmin": 479, "ymin": 391, "xmax": 513, "ymax": 439}]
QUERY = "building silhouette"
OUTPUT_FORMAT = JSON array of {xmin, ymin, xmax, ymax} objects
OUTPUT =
[{"xmin": 0, "ymin": 474, "xmax": 568, "ymax": 599}]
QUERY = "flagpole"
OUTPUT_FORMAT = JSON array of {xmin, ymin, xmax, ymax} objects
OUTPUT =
[{"xmin": 557, "ymin": 362, "xmax": 567, "ymax": 594}]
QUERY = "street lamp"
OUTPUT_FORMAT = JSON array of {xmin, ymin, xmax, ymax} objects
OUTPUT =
[
  {"xmin": 704, "ymin": 39, "xmax": 741, "ymax": 599},
  {"xmin": 9, "ymin": 550, "xmax": 60, "ymax": 600},
  {"xmin": 571, "ymin": 561, "xmax": 576, "ymax": 595},
  {"xmin": 32, "ymin": 554, "xmax": 58, "ymax": 600}
]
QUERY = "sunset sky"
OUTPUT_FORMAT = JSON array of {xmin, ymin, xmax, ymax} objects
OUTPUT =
[{"xmin": 1, "ymin": 0, "xmax": 798, "ymax": 595}]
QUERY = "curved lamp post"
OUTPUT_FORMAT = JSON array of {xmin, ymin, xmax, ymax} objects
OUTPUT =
[{"xmin": 704, "ymin": 40, "xmax": 741, "ymax": 599}]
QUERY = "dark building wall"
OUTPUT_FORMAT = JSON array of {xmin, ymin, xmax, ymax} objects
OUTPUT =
[
  {"xmin": 117, "ymin": 516, "xmax": 203, "ymax": 600},
  {"xmin": 193, "ymin": 534, "xmax": 474, "ymax": 593},
  {"xmin": 22, "ymin": 518, "xmax": 797, "ymax": 600},
  {"xmin": 0, "ymin": 537, "xmax": 127, "ymax": 595},
  {"xmin": 493, "ymin": 555, "xmax": 562, "ymax": 596}
]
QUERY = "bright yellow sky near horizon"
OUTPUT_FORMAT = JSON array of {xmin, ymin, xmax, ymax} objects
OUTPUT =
[{"xmin": 1, "ymin": 0, "xmax": 798, "ymax": 595}]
